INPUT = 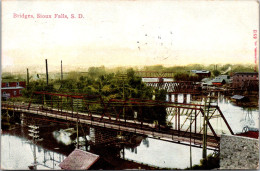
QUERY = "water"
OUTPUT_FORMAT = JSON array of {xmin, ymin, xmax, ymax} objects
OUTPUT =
[
  {"xmin": 1, "ymin": 93, "xmax": 258, "ymax": 169},
  {"xmin": 124, "ymin": 138, "xmax": 213, "ymax": 169},
  {"xmin": 1, "ymin": 132, "xmax": 66, "ymax": 170}
]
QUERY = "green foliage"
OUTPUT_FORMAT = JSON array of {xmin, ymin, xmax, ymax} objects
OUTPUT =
[
  {"xmin": 212, "ymin": 70, "xmax": 220, "ymax": 77},
  {"xmin": 185, "ymin": 153, "xmax": 220, "ymax": 170},
  {"xmin": 19, "ymin": 67, "xmax": 168, "ymax": 125}
]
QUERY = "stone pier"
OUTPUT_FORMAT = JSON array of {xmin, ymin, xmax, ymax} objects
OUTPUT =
[{"xmin": 219, "ymin": 134, "xmax": 259, "ymax": 169}]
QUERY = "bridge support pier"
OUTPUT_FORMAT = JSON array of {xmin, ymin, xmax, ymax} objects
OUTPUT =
[
  {"xmin": 174, "ymin": 95, "xmax": 178, "ymax": 102},
  {"xmin": 168, "ymin": 94, "xmax": 172, "ymax": 102},
  {"xmin": 21, "ymin": 113, "xmax": 25, "ymax": 126},
  {"xmin": 183, "ymin": 94, "xmax": 187, "ymax": 103}
]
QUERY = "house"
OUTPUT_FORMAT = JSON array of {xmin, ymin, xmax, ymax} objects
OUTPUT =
[
  {"xmin": 1, "ymin": 80, "xmax": 26, "ymax": 100},
  {"xmin": 191, "ymin": 70, "xmax": 211, "ymax": 78},
  {"xmin": 232, "ymin": 72, "xmax": 258, "ymax": 90},
  {"xmin": 212, "ymin": 79, "xmax": 226, "ymax": 86},
  {"xmin": 211, "ymin": 75, "xmax": 231, "ymax": 86}
]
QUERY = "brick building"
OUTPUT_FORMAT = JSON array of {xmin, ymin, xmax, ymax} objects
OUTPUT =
[
  {"xmin": 232, "ymin": 72, "xmax": 258, "ymax": 90},
  {"xmin": 1, "ymin": 81, "xmax": 26, "ymax": 99}
]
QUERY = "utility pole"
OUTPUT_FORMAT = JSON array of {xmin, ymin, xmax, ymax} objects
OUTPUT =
[
  {"xmin": 117, "ymin": 74, "xmax": 127, "ymax": 122},
  {"xmin": 27, "ymin": 68, "xmax": 30, "ymax": 88},
  {"xmin": 45, "ymin": 59, "xmax": 49, "ymax": 85},
  {"xmin": 61, "ymin": 60, "xmax": 63, "ymax": 81},
  {"xmin": 76, "ymin": 100, "xmax": 79, "ymax": 149},
  {"xmin": 202, "ymin": 96, "xmax": 209, "ymax": 159},
  {"xmin": 28, "ymin": 125, "xmax": 40, "ymax": 170},
  {"xmin": 190, "ymin": 114, "xmax": 193, "ymax": 169}
]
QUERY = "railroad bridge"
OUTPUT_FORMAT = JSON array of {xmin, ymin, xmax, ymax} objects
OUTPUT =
[
  {"xmin": 2, "ymin": 91, "xmax": 234, "ymax": 150},
  {"xmin": 135, "ymin": 71, "xmax": 175, "ymax": 78}
]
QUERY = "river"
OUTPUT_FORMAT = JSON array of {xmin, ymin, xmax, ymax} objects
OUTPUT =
[{"xmin": 1, "ymin": 93, "xmax": 258, "ymax": 170}]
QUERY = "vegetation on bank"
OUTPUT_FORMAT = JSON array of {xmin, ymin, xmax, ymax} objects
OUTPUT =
[{"xmin": 185, "ymin": 153, "xmax": 220, "ymax": 170}]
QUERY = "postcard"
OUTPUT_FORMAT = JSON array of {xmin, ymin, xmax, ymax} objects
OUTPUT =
[{"xmin": 1, "ymin": 0, "xmax": 259, "ymax": 170}]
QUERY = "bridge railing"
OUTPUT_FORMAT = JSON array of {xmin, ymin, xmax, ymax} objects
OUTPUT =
[{"xmin": 2, "ymin": 101, "xmax": 221, "ymax": 149}]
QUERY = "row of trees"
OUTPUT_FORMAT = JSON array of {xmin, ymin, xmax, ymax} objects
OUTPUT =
[{"xmin": 21, "ymin": 68, "xmax": 168, "ymax": 126}]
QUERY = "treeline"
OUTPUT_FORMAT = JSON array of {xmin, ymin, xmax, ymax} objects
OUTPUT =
[
  {"xmin": 141, "ymin": 63, "xmax": 256, "ymax": 74},
  {"xmin": 21, "ymin": 68, "xmax": 168, "ymax": 127},
  {"xmin": 2, "ymin": 63, "xmax": 257, "ymax": 82}
]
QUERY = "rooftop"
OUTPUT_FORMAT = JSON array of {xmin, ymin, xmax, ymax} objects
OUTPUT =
[
  {"xmin": 59, "ymin": 149, "xmax": 100, "ymax": 170},
  {"xmin": 231, "ymin": 95, "xmax": 246, "ymax": 100},
  {"xmin": 191, "ymin": 70, "xmax": 210, "ymax": 74},
  {"xmin": 1, "ymin": 86, "xmax": 25, "ymax": 90},
  {"xmin": 212, "ymin": 78, "xmax": 225, "ymax": 83},
  {"xmin": 236, "ymin": 131, "xmax": 259, "ymax": 139}
]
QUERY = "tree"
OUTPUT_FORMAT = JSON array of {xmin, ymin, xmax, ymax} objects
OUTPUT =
[{"xmin": 212, "ymin": 70, "xmax": 220, "ymax": 77}]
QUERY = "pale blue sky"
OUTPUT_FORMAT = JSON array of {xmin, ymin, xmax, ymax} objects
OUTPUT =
[{"xmin": 2, "ymin": 0, "xmax": 259, "ymax": 72}]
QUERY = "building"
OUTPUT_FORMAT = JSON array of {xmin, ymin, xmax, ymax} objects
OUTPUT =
[
  {"xmin": 232, "ymin": 72, "xmax": 258, "ymax": 90},
  {"xmin": 191, "ymin": 70, "xmax": 211, "ymax": 78},
  {"xmin": 1, "ymin": 80, "xmax": 26, "ymax": 99},
  {"xmin": 211, "ymin": 75, "xmax": 231, "ymax": 86}
]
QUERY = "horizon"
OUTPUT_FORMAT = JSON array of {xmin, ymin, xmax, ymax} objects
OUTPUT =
[{"xmin": 1, "ymin": 63, "xmax": 257, "ymax": 76}]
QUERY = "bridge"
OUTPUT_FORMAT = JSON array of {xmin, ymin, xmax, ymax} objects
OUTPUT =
[
  {"xmin": 135, "ymin": 71, "xmax": 175, "ymax": 78},
  {"xmin": 2, "ymin": 91, "xmax": 234, "ymax": 150},
  {"xmin": 144, "ymin": 81, "xmax": 201, "ymax": 95}
]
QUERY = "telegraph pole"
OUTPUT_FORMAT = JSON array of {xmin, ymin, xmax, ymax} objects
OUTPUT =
[
  {"xmin": 190, "ymin": 114, "xmax": 193, "ymax": 169},
  {"xmin": 117, "ymin": 74, "xmax": 127, "ymax": 122},
  {"xmin": 28, "ymin": 125, "xmax": 40, "ymax": 170},
  {"xmin": 61, "ymin": 60, "xmax": 63, "ymax": 81},
  {"xmin": 27, "ymin": 68, "xmax": 30, "ymax": 88},
  {"xmin": 202, "ymin": 96, "xmax": 208, "ymax": 159},
  {"xmin": 45, "ymin": 59, "xmax": 49, "ymax": 85},
  {"xmin": 76, "ymin": 100, "xmax": 79, "ymax": 149}
]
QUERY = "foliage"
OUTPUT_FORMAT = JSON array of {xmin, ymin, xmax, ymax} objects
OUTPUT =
[
  {"xmin": 19, "ymin": 67, "xmax": 168, "ymax": 126},
  {"xmin": 212, "ymin": 70, "xmax": 220, "ymax": 77},
  {"xmin": 185, "ymin": 153, "xmax": 220, "ymax": 170}
]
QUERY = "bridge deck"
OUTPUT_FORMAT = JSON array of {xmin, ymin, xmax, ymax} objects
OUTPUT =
[{"xmin": 2, "ymin": 103, "xmax": 219, "ymax": 149}]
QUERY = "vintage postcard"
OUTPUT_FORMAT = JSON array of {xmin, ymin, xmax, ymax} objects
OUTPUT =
[{"xmin": 1, "ymin": 0, "xmax": 259, "ymax": 170}]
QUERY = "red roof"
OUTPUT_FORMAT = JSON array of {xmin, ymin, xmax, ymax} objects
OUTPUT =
[
  {"xmin": 236, "ymin": 131, "xmax": 259, "ymax": 139},
  {"xmin": 59, "ymin": 149, "xmax": 100, "ymax": 170}
]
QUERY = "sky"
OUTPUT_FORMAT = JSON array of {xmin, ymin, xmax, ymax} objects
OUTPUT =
[{"xmin": 2, "ymin": 0, "xmax": 259, "ymax": 73}]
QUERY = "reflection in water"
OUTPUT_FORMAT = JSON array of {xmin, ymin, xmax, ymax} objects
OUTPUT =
[
  {"xmin": 52, "ymin": 129, "xmax": 74, "ymax": 145},
  {"xmin": 216, "ymin": 95, "xmax": 258, "ymax": 133},
  {"xmin": 124, "ymin": 137, "xmax": 214, "ymax": 169},
  {"xmin": 240, "ymin": 108, "xmax": 255, "ymax": 127},
  {"xmin": 1, "ymin": 134, "xmax": 65, "ymax": 170}
]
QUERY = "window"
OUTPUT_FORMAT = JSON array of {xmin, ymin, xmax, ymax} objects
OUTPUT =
[
  {"xmin": 6, "ymin": 83, "xmax": 9, "ymax": 87},
  {"xmin": 16, "ymin": 82, "xmax": 19, "ymax": 86},
  {"xmin": 14, "ymin": 91, "xmax": 16, "ymax": 96},
  {"xmin": 3, "ymin": 91, "xmax": 6, "ymax": 95},
  {"xmin": 19, "ymin": 90, "xmax": 22, "ymax": 94}
]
